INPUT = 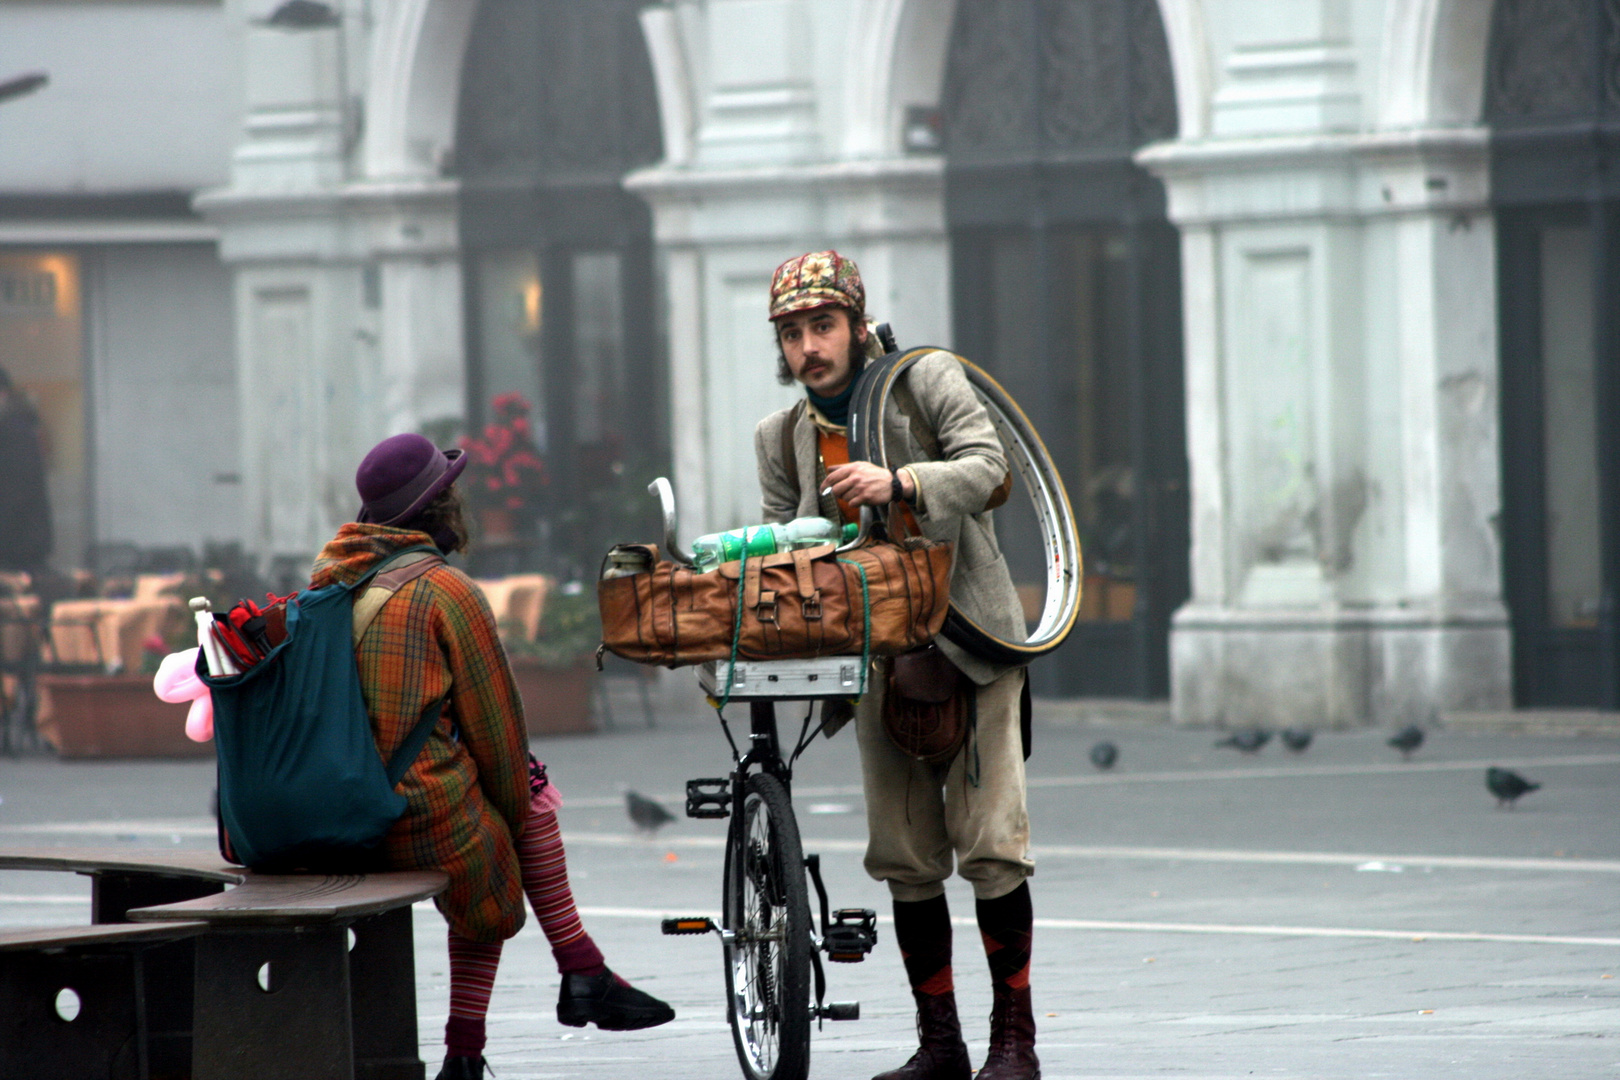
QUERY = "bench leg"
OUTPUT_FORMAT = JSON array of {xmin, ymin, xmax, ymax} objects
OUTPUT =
[
  {"xmin": 191, "ymin": 927, "xmax": 353, "ymax": 1080},
  {"xmin": 93, "ymin": 871, "xmax": 226, "ymax": 924},
  {"xmin": 0, "ymin": 947, "xmax": 147, "ymax": 1080},
  {"xmin": 350, "ymin": 907, "xmax": 426, "ymax": 1080},
  {"xmin": 143, "ymin": 938, "xmax": 197, "ymax": 1080}
]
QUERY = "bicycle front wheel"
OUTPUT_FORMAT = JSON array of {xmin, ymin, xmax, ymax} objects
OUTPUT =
[{"xmin": 721, "ymin": 773, "xmax": 812, "ymax": 1080}]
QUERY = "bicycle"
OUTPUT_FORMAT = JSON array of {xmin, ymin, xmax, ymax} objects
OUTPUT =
[
  {"xmin": 642, "ymin": 328, "xmax": 1080, "ymax": 1078},
  {"xmin": 661, "ymin": 658, "xmax": 879, "ymax": 1080}
]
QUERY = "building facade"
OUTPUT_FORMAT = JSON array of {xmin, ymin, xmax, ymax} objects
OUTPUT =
[
  {"xmin": 0, "ymin": 1, "xmax": 241, "ymax": 570},
  {"xmin": 10, "ymin": 0, "xmax": 1612, "ymax": 721}
]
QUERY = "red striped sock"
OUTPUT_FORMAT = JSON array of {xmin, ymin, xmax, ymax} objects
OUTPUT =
[
  {"xmin": 518, "ymin": 802, "xmax": 606, "ymax": 975},
  {"xmin": 446, "ymin": 931, "xmax": 503, "ymax": 1055}
]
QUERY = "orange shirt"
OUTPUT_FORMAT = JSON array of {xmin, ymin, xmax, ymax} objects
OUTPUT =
[{"xmin": 818, "ymin": 428, "xmax": 921, "ymax": 535}]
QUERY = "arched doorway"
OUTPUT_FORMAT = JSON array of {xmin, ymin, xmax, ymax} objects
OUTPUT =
[
  {"xmin": 941, "ymin": 0, "xmax": 1187, "ymax": 698},
  {"xmin": 455, "ymin": 0, "xmax": 665, "ymax": 577},
  {"xmin": 1489, "ymin": 0, "xmax": 1620, "ymax": 705}
]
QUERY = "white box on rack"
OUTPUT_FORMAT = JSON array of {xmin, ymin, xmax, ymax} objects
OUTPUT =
[{"xmin": 698, "ymin": 657, "xmax": 868, "ymax": 700}]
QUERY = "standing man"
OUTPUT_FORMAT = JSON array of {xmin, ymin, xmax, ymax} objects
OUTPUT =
[
  {"xmin": 753, "ymin": 252, "xmax": 1040, "ymax": 1080},
  {"xmin": 0, "ymin": 366, "xmax": 52, "ymax": 574}
]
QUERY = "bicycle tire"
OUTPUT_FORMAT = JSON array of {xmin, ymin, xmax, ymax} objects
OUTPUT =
[
  {"xmin": 721, "ymin": 773, "xmax": 813, "ymax": 1080},
  {"xmin": 848, "ymin": 347, "xmax": 1083, "ymax": 665}
]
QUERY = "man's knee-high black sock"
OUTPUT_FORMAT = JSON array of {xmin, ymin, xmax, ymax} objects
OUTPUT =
[
  {"xmin": 893, "ymin": 893, "xmax": 954, "ymax": 996},
  {"xmin": 975, "ymin": 882, "xmax": 1032, "ymax": 991}
]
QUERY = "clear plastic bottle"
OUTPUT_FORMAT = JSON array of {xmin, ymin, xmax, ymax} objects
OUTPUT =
[{"xmin": 690, "ymin": 517, "xmax": 858, "ymax": 572}]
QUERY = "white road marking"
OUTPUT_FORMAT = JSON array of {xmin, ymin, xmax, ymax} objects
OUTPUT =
[
  {"xmin": 0, "ymin": 894, "xmax": 87, "ymax": 904},
  {"xmin": 1, "ymin": 819, "xmax": 1613, "ymax": 874},
  {"xmin": 1022, "ymin": 752, "xmax": 1620, "ymax": 789},
  {"xmin": 0, "ymin": 819, "xmax": 215, "ymax": 837},
  {"xmin": 571, "ymin": 905, "xmax": 1620, "ymax": 948},
  {"xmin": 555, "ymin": 751, "xmax": 1620, "ymax": 808},
  {"xmin": 549, "ymin": 831, "xmax": 1620, "ymax": 874}
]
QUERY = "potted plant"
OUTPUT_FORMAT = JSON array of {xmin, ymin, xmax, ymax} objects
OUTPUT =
[
  {"xmin": 501, "ymin": 583, "xmax": 600, "ymax": 736},
  {"xmin": 37, "ymin": 600, "xmax": 210, "ymax": 759},
  {"xmin": 458, "ymin": 393, "xmax": 548, "ymax": 542}
]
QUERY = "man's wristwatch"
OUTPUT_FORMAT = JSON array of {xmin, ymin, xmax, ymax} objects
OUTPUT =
[{"xmin": 890, "ymin": 469, "xmax": 904, "ymax": 506}]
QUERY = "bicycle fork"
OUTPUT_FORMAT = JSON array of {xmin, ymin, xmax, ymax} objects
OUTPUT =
[{"xmin": 661, "ymin": 776, "xmax": 878, "ymax": 1025}]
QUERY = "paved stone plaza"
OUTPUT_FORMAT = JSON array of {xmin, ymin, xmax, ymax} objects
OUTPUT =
[{"xmin": 2, "ymin": 697, "xmax": 1617, "ymax": 1079}]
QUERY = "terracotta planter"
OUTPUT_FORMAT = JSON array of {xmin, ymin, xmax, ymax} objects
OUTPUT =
[
  {"xmin": 36, "ymin": 674, "xmax": 210, "ymax": 760},
  {"xmin": 478, "ymin": 507, "xmax": 518, "ymax": 542},
  {"xmin": 508, "ymin": 659, "xmax": 596, "ymax": 736}
]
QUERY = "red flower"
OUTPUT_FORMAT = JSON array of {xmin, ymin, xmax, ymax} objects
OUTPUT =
[{"xmin": 456, "ymin": 393, "xmax": 548, "ymax": 516}]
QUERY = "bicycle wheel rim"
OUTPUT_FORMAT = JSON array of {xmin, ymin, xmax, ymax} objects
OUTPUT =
[
  {"xmin": 722, "ymin": 775, "xmax": 811, "ymax": 1080},
  {"xmin": 849, "ymin": 347, "xmax": 1083, "ymax": 664}
]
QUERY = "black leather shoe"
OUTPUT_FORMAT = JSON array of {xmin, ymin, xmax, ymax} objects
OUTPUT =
[
  {"xmin": 434, "ymin": 1055, "xmax": 487, "ymax": 1080},
  {"xmin": 557, "ymin": 969, "xmax": 676, "ymax": 1030}
]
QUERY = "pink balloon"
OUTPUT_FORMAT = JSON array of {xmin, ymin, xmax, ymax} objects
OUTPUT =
[
  {"xmin": 153, "ymin": 648, "xmax": 214, "ymax": 742},
  {"xmin": 185, "ymin": 695, "xmax": 214, "ymax": 743}
]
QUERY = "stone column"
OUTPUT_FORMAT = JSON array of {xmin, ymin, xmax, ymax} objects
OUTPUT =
[
  {"xmin": 1139, "ymin": 2, "xmax": 1510, "ymax": 727},
  {"xmin": 200, "ymin": 0, "xmax": 467, "ymax": 563},
  {"xmin": 631, "ymin": 0, "xmax": 953, "ymax": 536}
]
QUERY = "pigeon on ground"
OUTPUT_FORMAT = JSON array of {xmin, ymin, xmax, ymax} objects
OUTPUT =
[
  {"xmin": 625, "ymin": 790, "xmax": 675, "ymax": 834},
  {"xmin": 1279, "ymin": 727, "xmax": 1313, "ymax": 753},
  {"xmin": 1089, "ymin": 741, "xmax": 1118, "ymax": 770},
  {"xmin": 1486, "ymin": 767, "xmax": 1540, "ymax": 808},
  {"xmin": 1387, "ymin": 724, "xmax": 1424, "ymax": 759},
  {"xmin": 1214, "ymin": 728, "xmax": 1271, "ymax": 754}
]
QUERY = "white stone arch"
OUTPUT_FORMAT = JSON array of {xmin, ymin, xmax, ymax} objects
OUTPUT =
[
  {"xmin": 841, "ymin": 0, "xmax": 957, "ymax": 159},
  {"xmin": 363, "ymin": 0, "xmax": 480, "ymax": 180},
  {"xmin": 1377, "ymin": 0, "xmax": 1496, "ymax": 129},
  {"xmin": 1153, "ymin": 0, "xmax": 1213, "ymax": 140},
  {"xmin": 852, "ymin": 0, "xmax": 1203, "ymax": 154}
]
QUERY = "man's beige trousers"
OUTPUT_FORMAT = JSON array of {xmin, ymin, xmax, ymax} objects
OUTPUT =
[{"xmin": 855, "ymin": 665, "xmax": 1034, "ymax": 902}]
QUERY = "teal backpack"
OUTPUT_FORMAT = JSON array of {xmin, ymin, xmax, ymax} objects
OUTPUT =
[{"xmin": 200, "ymin": 546, "xmax": 446, "ymax": 871}]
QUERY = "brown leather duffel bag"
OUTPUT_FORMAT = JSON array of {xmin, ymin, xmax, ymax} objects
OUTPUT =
[{"xmin": 598, "ymin": 538, "xmax": 953, "ymax": 666}]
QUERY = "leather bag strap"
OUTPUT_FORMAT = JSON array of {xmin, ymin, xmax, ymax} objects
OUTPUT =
[
  {"xmin": 791, "ymin": 547, "xmax": 818, "ymax": 599},
  {"xmin": 780, "ymin": 399, "xmax": 806, "ymax": 501},
  {"xmin": 352, "ymin": 551, "xmax": 445, "ymax": 647}
]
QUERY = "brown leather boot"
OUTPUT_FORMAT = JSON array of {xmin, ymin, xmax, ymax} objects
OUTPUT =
[
  {"xmin": 976, "ymin": 983, "xmax": 1040, "ymax": 1080},
  {"xmin": 871, "ymin": 991, "xmax": 972, "ymax": 1080}
]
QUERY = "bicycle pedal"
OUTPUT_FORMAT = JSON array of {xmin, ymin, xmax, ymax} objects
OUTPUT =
[
  {"xmin": 824, "ymin": 908, "xmax": 878, "ymax": 962},
  {"xmin": 685, "ymin": 777, "xmax": 730, "ymax": 819},
  {"xmin": 820, "ymin": 1001, "xmax": 860, "ymax": 1021},
  {"xmin": 661, "ymin": 916, "xmax": 717, "ymax": 936}
]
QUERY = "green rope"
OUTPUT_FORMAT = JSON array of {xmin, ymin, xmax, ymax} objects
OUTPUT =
[
  {"xmin": 836, "ymin": 557, "xmax": 872, "ymax": 697},
  {"xmin": 715, "ymin": 545, "xmax": 748, "ymax": 713}
]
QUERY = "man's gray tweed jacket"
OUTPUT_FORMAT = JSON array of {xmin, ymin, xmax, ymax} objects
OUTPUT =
[{"xmin": 753, "ymin": 350, "xmax": 1027, "ymax": 688}]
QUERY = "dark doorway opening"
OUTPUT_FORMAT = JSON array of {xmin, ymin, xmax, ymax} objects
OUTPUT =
[
  {"xmin": 941, "ymin": 0, "xmax": 1188, "ymax": 698},
  {"xmin": 456, "ymin": 0, "xmax": 666, "ymax": 578},
  {"xmin": 1488, "ymin": 0, "xmax": 1620, "ymax": 706}
]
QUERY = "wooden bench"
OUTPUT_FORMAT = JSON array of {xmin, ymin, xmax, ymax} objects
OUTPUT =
[
  {"xmin": 0, "ymin": 920, "xmax": 208, "ymax": 1080},
  {"xmin": 0, "ymin": 846, "xmax": 246, "ymax": 1077},
  {"xmin": 130, "ymin": 870, "xmax": 448, "ymax": 1080},
  {"xmin": 0, "ymin": 845, "xmax": 245, "ymax": 923}
]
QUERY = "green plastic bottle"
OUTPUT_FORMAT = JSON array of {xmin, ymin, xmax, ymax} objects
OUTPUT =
[{"xmin": 690, "ymin": 517, "xmax": 858, "ymax": 572}]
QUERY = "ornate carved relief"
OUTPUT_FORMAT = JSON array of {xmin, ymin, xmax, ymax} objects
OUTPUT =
[
  {"xmin": 457, "ymin": 0, "xmax": 662, "ymax": 183},
  {"xmin": 942, "ymin": 2, "xmax": 1036, "ymax": 157},
  {"xmin": 944, "ymin": 0, "xmax": 1177, "ymax": 159},
  {"xmin": 1606, "ymin": 0, "xmax": 1620, "ymax": 107},
  {"xmin": 1041, "ymin": 0, "xmax": 1128, "ymax": 150},
  {"xmin": 1129, "ymin": 0, "xmax": 1177, "ymax": 143},
  {"xmin": 1486, "ymin": 0, "xmax": 1597, "ymax": 119}
]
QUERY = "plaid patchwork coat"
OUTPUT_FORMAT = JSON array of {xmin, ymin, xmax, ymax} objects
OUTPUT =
[{"xmin": 311, "ymin": 524, "xmax": 530, "ymax": 943}]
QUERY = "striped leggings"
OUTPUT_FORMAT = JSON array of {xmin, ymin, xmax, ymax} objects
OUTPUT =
[{"xmin": 446, "ymin": 797, "xmax": 603, "ymax": 1025}]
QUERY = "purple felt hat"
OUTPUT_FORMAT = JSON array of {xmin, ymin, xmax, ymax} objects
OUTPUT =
[{"xmin": 355, "ymin": 433, "xmax": 467, "ymax": 526}]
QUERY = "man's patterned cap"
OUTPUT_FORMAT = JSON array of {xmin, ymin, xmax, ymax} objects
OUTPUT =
[{"xmin": 768, "ymin": 250, "xmax": 865, "ymax": 320}]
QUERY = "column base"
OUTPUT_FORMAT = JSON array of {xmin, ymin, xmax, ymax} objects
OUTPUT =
[{"xmin": 1170, "ymin": 604, "xmax": 1511, "ymax": 729}]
